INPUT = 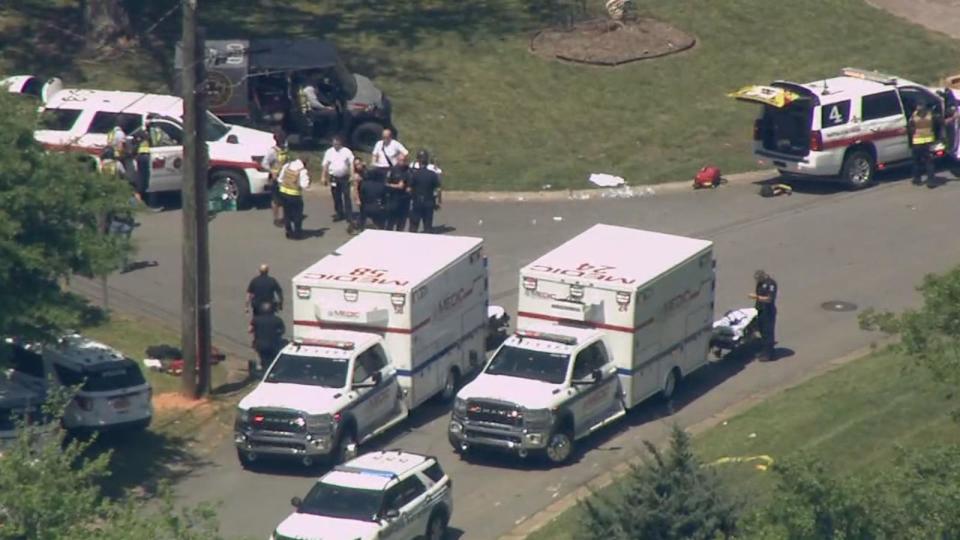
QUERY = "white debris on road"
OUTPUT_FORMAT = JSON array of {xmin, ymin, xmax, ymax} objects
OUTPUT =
[{"xmin": 589, "ymin": 173, "xmax": 626, "ymax": 187}]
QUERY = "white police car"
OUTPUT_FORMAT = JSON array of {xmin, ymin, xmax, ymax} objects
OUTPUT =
[{"xmin": 270, "ymin": 450, "xmax": 453, "ymax": 540}]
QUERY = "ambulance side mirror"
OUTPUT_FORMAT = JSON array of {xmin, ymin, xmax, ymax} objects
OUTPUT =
[
  {"xmin": 372, "ymin": 371, "xmax": 383, "ymax": 386},
  {"xmin": 592, "ymin": 369, "xmax": 603, "ymax": 383}
]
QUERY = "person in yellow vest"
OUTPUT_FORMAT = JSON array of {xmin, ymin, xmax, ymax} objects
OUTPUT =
[
  {"xmin": 276, "ymin": 157, "xmax": 311, "ymax": 239},
  {"xmin": 131, "ymin": 123, "xmax": 167, "ymax": 209},
  {"xmin": 260, "ymin": 129, "xmax": 289, "ymax": 227},
  {"xmin": 296, "ymin": 75, "xmax": 336, "ymax": 138},
  {"xmin": 909, "ymin": 104, "xmax": 937, "ymax": 186}
]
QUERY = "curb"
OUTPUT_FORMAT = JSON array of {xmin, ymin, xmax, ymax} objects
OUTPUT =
[{"xmin": 498, "ymin": 338, "xmax": 896, "ymax": 540}]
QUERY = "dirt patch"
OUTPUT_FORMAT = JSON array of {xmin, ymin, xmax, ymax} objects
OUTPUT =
[
  {"xmin": 152, "ymin": 392, "xmax": 217, "ymax": 415},
  {"xmin": 530, "ymin": 17, "xmax": 695, "ymax": 66}
]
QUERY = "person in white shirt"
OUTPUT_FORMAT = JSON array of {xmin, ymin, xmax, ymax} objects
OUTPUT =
[
  {"xmin": 276, "ymin": 158, "xmax": 311, "ymax": 239},
  {"xmin": 370, "ymin": 128, "xmax": 408, "ymax": 170},
  {"xmin": 321, "ymin": 135, "xmax": 356, "ymax": 224}
]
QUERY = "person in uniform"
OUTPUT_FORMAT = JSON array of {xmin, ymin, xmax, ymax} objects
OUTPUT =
[
  {"xmin": 296, "ymin": 76, "xmax": 336, "ymax": 137},
  {"xmin": 260, "ymin": 129, "xmax": 289, "ymax": 227},
  {"xmin": 748, "ymin": 270, "xmax": 778, "ymax": 361},
  {"xmin": 249, "ymin": 302, "xmax": 285, "ymax": 377},
  {"xmin": 408, "ymin": 150, "xmax": 442, "ymax": 233},
  {"xmin": 321, "ymin": 135, "xmax": 356, "ymax": 223},
  {"xmin": 246, "ymin": 264, "xmax": 284, "ymax": 316},
  {"xmin": 358, "ymin": 166, "xmax": 388, "ymax": 230},
  {"xmin": 908, "ymin": 104, "xmax": 937, "ymax": 186},
  {"xmin": 385, "ymin": 154, "xmax": 411, "ymax": 231},
  {"xmin": 276, "ymin": 158, "xmax": 311, "ymax": 239},
  {"xmin": 370, "ymin": 128, "xmax": 408, "ymax": 173}
]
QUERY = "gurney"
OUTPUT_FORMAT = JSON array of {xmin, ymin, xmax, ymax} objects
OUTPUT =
[{"xmin": 709, "ymin": 307, "xmax": 759, "ymax": 358}]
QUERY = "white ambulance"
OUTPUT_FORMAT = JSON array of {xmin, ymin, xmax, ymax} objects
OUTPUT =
[
  {"xmin": 731, "ymin": 67, "xmax": 957, "ymax": 190},
  {"xmin": 235, "ymin": 230, "xmax": 489, "ymax": 468},
  {"xmin": 450, "ymin": 224, "xmax": 715, "ymax": 465},
  {"xmin": 29, "ymin": 85, "xmax": 276, "ymax": 207}
]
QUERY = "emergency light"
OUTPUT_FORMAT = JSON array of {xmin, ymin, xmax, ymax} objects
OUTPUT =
[
  {"xmin": 343, "ymin": 289, "xmax": 359, "ymax": 302},
  {"xmin": 569, "ymin": 284, "xmax": 584, "ymax": 299},
  {"xmin": 522, "ymin": 277, "xmax": 537, "ymax": 291},
  {"xmin": 390, "ymin": 294, "xmax": 406, "ymax": 307},
  {"xmin": 841, "ymin": 67, "xmax": 897, "ymax": 85},
  {"xmin": 295, "ymin": 338, "xmax": 355, "ymax": 350},
  {"xmin": 515, "ymin": 329, "xmax": 578, "ymax": 346},
  {"xmin": 296, "ymin": 286, "xmax": 311, "ymax": 299},
  {"xmin": 616, "ymin": 291, "xmax": 632, "ymax": 307}
]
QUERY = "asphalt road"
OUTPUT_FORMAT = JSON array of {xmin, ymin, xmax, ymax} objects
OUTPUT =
[{"xmin": 74, "ymin": 174, "xmax": 960, "ymax": 540}]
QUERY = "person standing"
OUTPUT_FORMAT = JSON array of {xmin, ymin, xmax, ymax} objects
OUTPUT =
[
  {"xmin": 408, "ymin": 150, "xmax": 442, "ymax": 233},
  {"xmin": 748, "ymin": 270, "xmax": 778, "ymax": 361},
  {"xmin": 370, "ymin": 128, "xmax": 408, "ymax": 173},
  {"xmin": 385, "ymin": 154, "xmax": 411, "ymax": 231},
  {"xmin": 246, "ymin": 264, "xmax": 284, "ymax": 316},
  {"xmin": 908, "ymin": 104, "xmax": 937, "ymax": 186},
  {"xmin": 261, "ymin": 129, "xmax": 289, "ymax": 227},
  {"xmin": 249, "ymin": 302, "xmax": 285, "ymax": 376},
  {"xmin": 321, "ymin": 135, "xmax": 356, "ymax": 223},
  {"xmin": 358, "ymin": 166, "xmax": 388, "ymax": 230},
  {"xmin": 276, "ymin": 157, "xmax": 311, "ymax": 239},
  {"xmin": 348, "ymin": 157, "xmax": 367, "ymax": 234}
]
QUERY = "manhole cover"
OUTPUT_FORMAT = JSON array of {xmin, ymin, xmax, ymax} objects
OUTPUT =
[{"xmin": 821, "ymin": 301, "xmax": 858, "ymax": 312}]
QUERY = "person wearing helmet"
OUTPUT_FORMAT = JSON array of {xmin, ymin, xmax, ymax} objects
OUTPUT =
[
  {"xmin": 748, "ymin": 270, "xmax": 778, "ymax": 361},
  {"xmin": 408, "ymin": 149, "xmax": 442, "ymax": 233}
]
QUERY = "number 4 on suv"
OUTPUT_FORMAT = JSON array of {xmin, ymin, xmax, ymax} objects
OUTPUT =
[{"xmin": 730, "ymin": 67, "xmax": 957, "ymax": 189}]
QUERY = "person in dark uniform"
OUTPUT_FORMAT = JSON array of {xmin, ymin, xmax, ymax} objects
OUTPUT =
[
  {"xmin": 246, "ymin": 264, "xmax": 283, "ymax": 316},
  {"xmin": 385, "ymin": 154, "xmax": 411, "ymax": 231},
  {"xmin": 249, "ymin": 302, "xmax": 285, "ymax": 376},
  {"xmin": 408, "ymin": 150, "xmax": 441, "ymax": 233},
  {"xmin": 359, "ymin": 166, "xmax": 388, "ymax": 230},
  {"xmin": 748, "ymin": 270, "xmax": 778, "ymax": 361}
]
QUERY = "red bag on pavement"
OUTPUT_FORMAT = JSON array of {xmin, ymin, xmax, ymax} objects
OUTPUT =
[{"xmin": 694, "ymin": 166, "xmax": 722, "ymax": 189}]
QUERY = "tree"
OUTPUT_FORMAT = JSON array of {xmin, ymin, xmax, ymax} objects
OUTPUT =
[
  {"xmin": 577, "ymin": 426, "xmax": 740, "ymax": 540},
  {"xmin": 860, "ymin": 267, "xmax": 960, "ymax": 397},
  {"xmin": 79, "ymin": 0, "xmax": 132, "ymax": 47},
  {"xmin": 0, "ymin": 391, "xmax": 224, "ymax": 540},
  {"xmin": 0, "ymin": 92, "xmax": 131, "ymax": 341}
]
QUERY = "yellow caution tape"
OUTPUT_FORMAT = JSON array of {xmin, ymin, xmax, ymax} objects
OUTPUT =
[{"xmin": 707, "ymin": 455, "xmax": 774, "ymax": 472}]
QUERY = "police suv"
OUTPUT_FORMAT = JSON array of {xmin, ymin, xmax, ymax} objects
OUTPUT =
[
  {"xmin": 271, "ymin": 450, "xmax": 452, "ymax": 540},
  {"xmin": 731, "ymin": 67, "xmax": 957, "ymax": 189}
]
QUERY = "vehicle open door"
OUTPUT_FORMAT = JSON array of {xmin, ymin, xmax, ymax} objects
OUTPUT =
[
  {"xmin": 41, "ymin": 78, "xmax": 63, "ymax": 104},
  {"xmin": 727, "ymin": 85, "xmax": 802, "ymax": 109}
]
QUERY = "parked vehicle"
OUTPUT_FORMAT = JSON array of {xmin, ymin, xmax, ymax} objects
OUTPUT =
[
  {"xmin": 1, "ymin": 75, "xmax": 62, "ymax": 102},
  {"xmin": 450, "ymin": 224, "xmax": 716, "ymax": 465},
  {"xmin": 270, "ymin": 450, "xmax": 452, "ymax": 540},
  {"xmin": 5, "ymin": 335, "xmax": 152, "ymax": 434},
  {"xmin": 176, "ymin": 39, "xmax": 395, "ymax": 151},
  {"xmin": 731, "ymin": 67, "xmax": 958, "ymax": 189},
  {"xmin": 0, "ymin": 378, "xmax": 53, "ymax": 456},
  {"xmin": 235, "ymin": 230, "xmax": 490, "ymax": 468}
]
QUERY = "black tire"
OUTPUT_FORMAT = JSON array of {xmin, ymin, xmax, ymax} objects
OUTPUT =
[
  {"xmin": 544, "ymin": 424, "xmax": 575, "ymax": 465},
  {"xmin": 425, "ymin": 510, "xmax": 449, "ymax": 540},
  {"xmin": 840, "ymin": 150, "xmax": 875, "ymax": 190},
  {"xmin": 333, "ymin": 427, "xmax": 358, "ymax": 465},
  {"xmin": 211, "ymin": 169, "xmax": 252, "ymax": 209},
  {"xmin": 236, "ymin": 449, "xmax": 254, "ymax": 470},
  {"xmin": 350, "ymin": 121, "xmax": 384, "ymax": 152},
  {"xmin": 437, "ymin": 367, "xmax": 461, "ymax": 403},
  {"xmin": 662, "ymin": 367, "xmax": 681, "ymax": 401}
]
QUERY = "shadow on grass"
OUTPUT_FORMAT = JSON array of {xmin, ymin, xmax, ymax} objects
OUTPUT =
[{"xmin": 87, "ymin": 426, "xmax": 212, "ymax": 499}]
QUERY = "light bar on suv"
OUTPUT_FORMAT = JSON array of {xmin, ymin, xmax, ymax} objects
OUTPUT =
[
  {"xmin": 334, "ymin": 465, "xmax": 399, "ymax": 480},
  {"xmin": 294, "ymin": 338, "xmax": 355, "ymax": 350},
  {"xmin": 841, "ymin": 67, "xmax": 897, "ymax": 85},
  {"xmin": 515, "ymin": 329, "xmax": 578, "ymax": 346}
]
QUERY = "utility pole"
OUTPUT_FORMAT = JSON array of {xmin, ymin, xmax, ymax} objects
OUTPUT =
[{"xmin": 180, "ymin": 0, "xmax": 212, "ymax": 399}]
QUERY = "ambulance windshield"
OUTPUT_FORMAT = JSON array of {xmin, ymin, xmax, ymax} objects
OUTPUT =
[
  {"xmin": 266, "ymin": 353, "xmax": 348, "ymax": 388},
  {"xmin": 485, "ymin": 345, "xmax": 569, "ymax": 385}
]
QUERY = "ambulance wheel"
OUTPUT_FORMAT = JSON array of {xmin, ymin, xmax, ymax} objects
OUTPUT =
[
  {"xmin": 350, "ymin": 121, "xmax": 384, "ymax": 152},
  {"xmin": 237, "ymin": 449, "xmax": 255, "ymax": 470},
  {"xmin": 438, "ymin": 367, "xmax": 461, "ymax": 403},
  {"xmin": 544, "ymin": 425, "xmax": 574, "ymax": 465},
  {"xmin": 211, "ymin": 169, "xmax": 252, "ymax": 209},
  {"xmin": 661, "ymin": 368, "xmax": 681, "ymax": 401},
  {"xmin": 840, "ymin": 150, "xmax": 875, "ymax": 190}
]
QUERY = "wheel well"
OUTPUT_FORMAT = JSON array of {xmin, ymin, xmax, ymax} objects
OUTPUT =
[
  {"xmin": 208, "ymin": 167, "xmax": 244, "ymax": 181},
  {"xmin": 556, "ymin": 411, "xmax": 574, "ymax": 433},
  {"xmin": 843, "ymin": 144, "xmax": 877, "ymax": 164}
]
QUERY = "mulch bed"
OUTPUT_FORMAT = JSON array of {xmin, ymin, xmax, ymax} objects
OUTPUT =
[{"xmin": 530, "ymin": 17, "xmax": 696, "ymax": 66}]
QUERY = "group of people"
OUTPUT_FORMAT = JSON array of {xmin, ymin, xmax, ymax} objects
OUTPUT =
[{"xmin": 262, "ymin": 127, "xmax": 443, "ymax": 240}]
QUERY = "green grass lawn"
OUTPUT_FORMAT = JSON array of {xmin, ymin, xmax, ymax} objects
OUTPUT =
[
  {"xmin": 4, "ymin": 1, "xmax": 960, "ymax": 190},
  {"xmin": 528, "ymin": 349, "xmax": 960, "ymax": 540}
]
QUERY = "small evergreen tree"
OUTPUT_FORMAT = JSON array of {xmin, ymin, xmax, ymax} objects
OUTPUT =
[{"xmin": 577, "ymin": 426, "xmax": 739, "ymax": 540}]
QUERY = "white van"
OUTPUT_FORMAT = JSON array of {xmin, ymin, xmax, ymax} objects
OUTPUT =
[
  {"xmin": 7, "ymin": 335, "xmax": 152, "ymax": 434},
  {"xmin": 31, "ymin": 85, "xmax": 276, "ymax": 207},
  {"xmin": 731, "ymin": 67, "xmax": 956, "ymax": 189},
  {"xmin": 235, "ymin": 230, "xmax": 489, "ymax": 467}
]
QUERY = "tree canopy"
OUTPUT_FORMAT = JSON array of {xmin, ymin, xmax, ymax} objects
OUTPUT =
[{"xmin": 0, "ymin": 92, "xmax": 131, "ymax": 340}]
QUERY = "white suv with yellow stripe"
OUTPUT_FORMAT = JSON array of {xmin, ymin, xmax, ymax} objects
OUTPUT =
[
  {"xmin": 271, "ymin": 450, "xmax": 453, "ymax": 540},
  {"xmin": 731, "ymin": 68, "xmax": 956, "ymax": 189}
]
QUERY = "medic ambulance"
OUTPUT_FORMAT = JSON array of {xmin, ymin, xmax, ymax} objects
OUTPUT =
[
  {"xmin": 235, "ymin": 230, "xmax": 489, "ymax": 468},
  {"xmin": 26, "ymin": 84, "xmax": 276, "ymax": 208},
  {"xmin": 731, "ymin": 67, "xmax": 958, "ymax": 190},
  {"xmin": 449, "ymin": 224, "xmax": 715, "ymax": 465}
]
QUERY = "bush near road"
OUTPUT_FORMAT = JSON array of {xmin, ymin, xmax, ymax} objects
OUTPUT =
[{"xmin": 3, "ymin": 1, "xmax": 960, "ymax": 190}]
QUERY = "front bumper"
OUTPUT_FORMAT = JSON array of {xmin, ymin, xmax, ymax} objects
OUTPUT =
[
  {"xmin": 448, "ymin": 416, "xmax": 550, "ymax": 455},
  {"xmin": 234, "ymin": 428, "xmax": 334, "ymax": 459}
]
